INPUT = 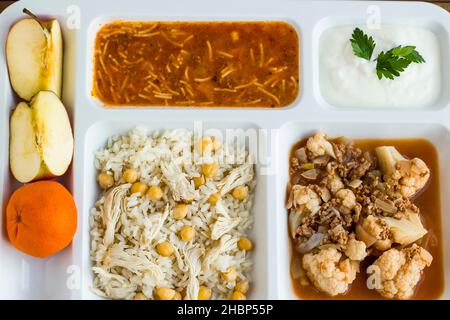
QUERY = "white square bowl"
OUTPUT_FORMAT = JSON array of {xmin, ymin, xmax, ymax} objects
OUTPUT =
[
  {"xmin": 275, "ymin": 121, "xmax": 450, "ymax": 299},
  {"xmin": 77, "ymin": 120, "xmax": 274, "ymax": 299},
  {"xmin": 311, "ymin": 5, "xmax": 450, "ymax": 112}
]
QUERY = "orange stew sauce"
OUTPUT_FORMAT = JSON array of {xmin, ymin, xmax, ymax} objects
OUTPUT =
[
  {"xmin": 289, "ymin": 138, "xmax": 444, "ymax": 300},
  {"xmin": 93, "ymin": 21, "xmax": 299, "ymax": 107}
]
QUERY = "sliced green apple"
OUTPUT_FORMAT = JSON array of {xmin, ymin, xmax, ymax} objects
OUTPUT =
[
  {"xmin": 10, "ymin": 91, "xmax": 73, "ymax": 183},
  {"xmin": 6, "ymin": 16, "xmax": 63, "ymax": 101}
]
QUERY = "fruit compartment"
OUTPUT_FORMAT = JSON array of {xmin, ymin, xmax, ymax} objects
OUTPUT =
[
  {"xmin": 0, "ymin": 4, "xmax": 78, "ymax": 299},
  {"xmin": 275, "ymin": 121, "xmax": 450, "ymax": 299}
]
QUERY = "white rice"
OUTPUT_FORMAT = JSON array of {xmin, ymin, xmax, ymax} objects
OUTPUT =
[{"xmin": 89, "ymin": 127, "xmax": 255, "ymax": 300}]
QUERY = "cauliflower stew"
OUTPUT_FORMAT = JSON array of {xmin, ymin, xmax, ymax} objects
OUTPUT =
[{"xmin": 287, "ymin": 133, "xmax": 443, "ymax": 299}]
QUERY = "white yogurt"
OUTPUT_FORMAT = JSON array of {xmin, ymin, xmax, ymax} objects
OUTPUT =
[{"xmin": 319, "ymin": 26, "xmax": 442, "ymax": 109}]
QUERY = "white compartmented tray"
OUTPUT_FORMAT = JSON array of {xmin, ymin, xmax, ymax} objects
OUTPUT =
[{"xmin": 1, "ymin": 0, "xmax": 450, "ymax": 300}]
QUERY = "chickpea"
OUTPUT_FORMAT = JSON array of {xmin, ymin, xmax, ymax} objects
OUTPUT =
[
  {"xmin": 155, "ymin": 287, "xmax": 176, "ymax": 300},
  {"xmin": 208, "ymin": 193, "xmax": 221, "ymax": 206},
  {"xmin": 130, "ymin": 182, "xmax": 148, "ymax": 196},
  {"xmin": 237, "ymin": 236, "xmax": 253, "ymax": 251},
  {"xmin": 197, "ymin": 286, "xmax": 212, "ymax": 300},
  {"xmin": 156, "ymin": 241, "xmax": 174, "ymax": 257},
  {"xmin": 123, "ymin": 168, "xmax": 138, "ymax": 183},
  {"xmin": 232, "ymin": 185, "xmax": 248, "ymax": 201},
  {"xmin": 172, "ymin": 291, "xmax": 182, "ymax": 300},
  {"xmin": 173, "ymin": 204, "xmax": 189, "ymax": 220},
  {"xmin": 179, "ymin": 225, "xmax": 195, "ymax": 242},
  {"xmin": 193, "ymin": 175, "xmax": 205, "ymax": 189},
  {"xmin": 134, "ymin": 292, "xmax": 148, "ymax": 300},
  {"xmin": 221, "ymin": 267, "xmax": 238, "ymax": 282},
  {"xmin": 202, "ymin": 163, "xmax": 218, "ymax": 178},
  {"xmin": 147, "ymin": 185, "xmax": 163, "ymax": 201},
  {"xmin": 199, "ymin": 137, "xmax": 213, "ymax": 154},
  {"xmin": 230, "ymin": 291, "xmax": 246, "ymax": 300},
  {"xmin": 98, "ymin": 172, "xmax": 114, "ymax": 189},
  {"xmin": 235, "ymin": 280, "xmax": 249, "ymax": 294}
]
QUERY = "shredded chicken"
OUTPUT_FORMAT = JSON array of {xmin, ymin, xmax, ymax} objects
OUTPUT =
[
  {"xmin": 102, "ymin": 184, "xmax": 130, "ymax": 247},
  {"xmin": 202, "ymin": 235, "xmax": 238, "ymax": 272},
  {"xmin": 369, "ymin": 244, "xmax": 432, "ymax": 299},
  {"xmin": 103, "ymin": 244, "xmax": 164, "ymax": 282},
  {"xmin": 211, "ymin": 216, "xmax": 241, "ymax": 240},
  {"xmin": 184, "ymin": 246, "xmax": 203, "ymax": 300},
  {"xmin": 217, "ymin": 163, "xmax": 254, "ymax": 196},
  {"xmin": 302, "ymin": 247, "xmax": 359, "ymax": 296},
  {"xmin": 139, "ymin": 204, "xmax": 170, "ymax": 247},
  {"xmin": 160, "ymin": 160, "xmax": 196, "ymax": 201},
  {"xmin": 211, "ymin": 200, "xmax": 241, "ymax": 240}
]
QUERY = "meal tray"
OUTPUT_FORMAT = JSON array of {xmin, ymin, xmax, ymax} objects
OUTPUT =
[{"xmin": 0, "ymin": 0, "xmax": 449, "ymax": 299}]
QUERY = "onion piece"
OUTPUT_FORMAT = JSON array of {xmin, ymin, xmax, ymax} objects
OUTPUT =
[
  {"xmin": 348, "ymin": 179, "xmax": 362, "ymax": 189},
  {"xmin": 295, "ymin": 147, "xmax": 308, "ymax": 163},
  {"xmin": 296, "ymin": 233, "xmax": 324, "ymax": 254},
  {"xmin": 375, "ymin": 198, "xmax": 397, "ymax": 214},
  {"xmin": 291, "ymin": 255, "xmax": 304, "ymax": 280},
  {"xmin": 313, "ymin": 156, "xmax": 329, "ymax": 166},
  {"xmin": 320, "ymin": 187, "xmax": 331, "ymax": 202},
  {"xmin": 301, "ymin": 169, "xmax": 320, "ymax": 180},
  {"xmin": 289, "ymin": 211, "xmax": 303, "ymax": 239}
]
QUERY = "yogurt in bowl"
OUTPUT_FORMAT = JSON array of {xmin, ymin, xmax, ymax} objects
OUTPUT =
[{"xmin": 319, "ymin": 25, "xmax": 442, "ymax": 109}]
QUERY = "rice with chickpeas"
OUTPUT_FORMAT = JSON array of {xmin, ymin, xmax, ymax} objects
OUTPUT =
[{"xmin": 89, "ymin": 127, "xmax": 255, "ymax": 300}]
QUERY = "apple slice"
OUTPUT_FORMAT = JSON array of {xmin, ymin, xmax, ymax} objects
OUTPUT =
[
  {"xmin": 6, "ymin": 15, "xmax": 63, "ymax": 101},
  {"xmin": 10, "ymin": 91, "xmax": 73, "ymax": 183}
]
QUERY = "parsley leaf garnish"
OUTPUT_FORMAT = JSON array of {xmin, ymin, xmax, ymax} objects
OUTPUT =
[
  {"xmin": 390, "ymin": 45, "xmax": 426, "ymax": 64},
  {"xmin": 349, "ymin": 28, "xmax": 426, "ymax": 80},
  {"xmin": 350, "ymin": 28, "xmax": 376, "ymax": 61},
  {"xmin": 375, "ymin": 51, "xmax": 412, "ymax": 80}
]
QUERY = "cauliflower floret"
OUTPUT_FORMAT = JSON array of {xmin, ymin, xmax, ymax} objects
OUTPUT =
[
  {"xmin": 286, "ymin": 185, "xmax": 322, "ymax": 214},
  {"xmin": 336, "ymin": 189, "xmax": 356, "ymax": 214},
  {"xmin": 383, "ymin": 212, "xmax": 428, "ymax": 247},
  {"xmin": 369, "ymin": 244, "xmax": 432, "ymax": 299},
  {"xmin": 396, "ymin": 158, "xmax": 430, "ymax": 198},
  {"xmin": 356, "ymin": 215, "xmax": 392, "ymax": 251},
  {"xmin": 344, "ymin": 239, "xmax": 367, "ymax": 261},
  {"xmin": 375, "ymin": 146, "xmax": 430, "ymax": 198},
  {"xmin": 357, "ymin": 212, "xmax": 428, "ymax": 252},
  {"xmin": 323, "ymin": 174, "xmax": 345, "ymax": 195},
  {"xmin": 302, "ymin": 247, "xmax": 359, "ymax": 296},
  {"xmin": 306, "ymin": 133, "xmax": 336, "ymax": 159}
]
